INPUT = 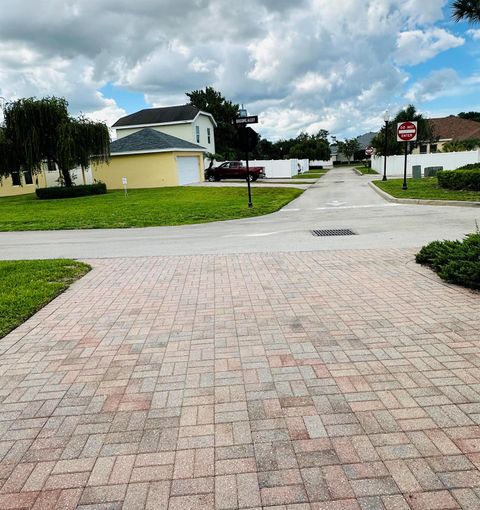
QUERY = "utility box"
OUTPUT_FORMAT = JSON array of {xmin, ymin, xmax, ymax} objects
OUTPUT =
[
  {"xmin": 424, "ymin": 166, "xmax": 443, "ymax": 177},
  {"xmin": 412, "ymin": 165, "xmax": 422, "ymax": 179}
]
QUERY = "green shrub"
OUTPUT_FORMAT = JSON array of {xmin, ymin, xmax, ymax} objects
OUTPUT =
[
  {"xmin": 416, "ymin": 233, "xmax": 480, "ymax": 289},
  {"xmin": 437, "ymin": 169, "xmax": 480, "ymax": 191},
  {"xmin": 36, "ymin": 182, "xmax": 107, "ymax": 199},
  {"xmin": 457, "ymin": 163, "xmax": 480, "ymax": 170}
]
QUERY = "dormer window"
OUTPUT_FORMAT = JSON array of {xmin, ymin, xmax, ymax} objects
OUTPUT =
[{"xmin": 196, "ymin": 126, "xmax": 200, "ymax": 143}]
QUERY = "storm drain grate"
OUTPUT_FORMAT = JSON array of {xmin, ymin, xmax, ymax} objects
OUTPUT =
[{"xmin": 311, "ymin": 229, "xmax": 356, "ymax": 237}]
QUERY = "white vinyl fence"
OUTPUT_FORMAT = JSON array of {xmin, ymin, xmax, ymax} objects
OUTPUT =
[
  {"xmin": 371, "ymin": 150, "xmax": 480, "ymax": 178},
  {"xmin": 311, "ymin": 159, "xmax": 334, "ymax": 167},
  {"xmin": 241, "ymin": 159, "xmax": 310, "ymax": 179}
]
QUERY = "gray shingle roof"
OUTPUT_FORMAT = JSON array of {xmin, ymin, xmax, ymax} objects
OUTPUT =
[
  {"xmin": 112, "ymin": 105, "xmax": 201, "ymax": 127},
  {"xmin": 110, "ymin": 128, "xmax": 207, "ymax": 154}
]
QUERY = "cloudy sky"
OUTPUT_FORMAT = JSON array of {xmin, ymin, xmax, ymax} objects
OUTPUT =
[{"xmin": 0, "ymin": 0, "xmax": 478, "ymax": 140}]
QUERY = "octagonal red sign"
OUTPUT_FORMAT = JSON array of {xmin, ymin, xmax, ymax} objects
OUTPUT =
[{"xmin": 397, "ymin": 121, "xmax": 418, "ymax": 142}]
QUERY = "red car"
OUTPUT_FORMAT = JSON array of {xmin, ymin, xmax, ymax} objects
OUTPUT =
[{"xmin": 205, "ymin": 161, "xmax": 265, "ymax": 182}]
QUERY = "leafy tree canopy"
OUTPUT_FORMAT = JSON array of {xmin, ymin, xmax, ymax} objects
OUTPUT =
[
  {"xmin": 0, "ymin": 97, "xmax": 110, "ymax": 187},
  {"xmin": 289, "ymin": 131, "xmax": 331, "ymax": 161},
  {"xmin": 371, "ymin": 105, "xmax": 433, "ymax": 156},
  {"xmin": 337, "ymin": 138, "xmax": 360, "ymax": 163},
  {"xmin": 458, "ymin": 111, "xmax": 480, "ymax": 122},
  {"xmin": 186, "ymin": 87, "xmax": 240, "ymax": 158}
]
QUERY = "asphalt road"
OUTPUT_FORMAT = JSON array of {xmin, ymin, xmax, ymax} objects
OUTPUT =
[{"xmin": 0, "ymin": 167, "xmax": 478, "ymax": 260}]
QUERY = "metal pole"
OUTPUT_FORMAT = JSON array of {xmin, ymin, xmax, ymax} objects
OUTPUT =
[
  {"xmin": 382, "ymin": 120, "xmax": 388, "ymax": 181},
  {"xmin": 246, "ymin": 149, "xmax": 252, "ymax": 208},
  {"xmin": 402, "ymin": 142, "xmax": 408, "ymax": 190}
]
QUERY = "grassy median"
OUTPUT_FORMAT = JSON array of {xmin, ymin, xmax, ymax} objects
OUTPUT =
[
  {"xmin": 374, "ymin": 178, "xmax": 480, "ymax": 202},
  {"xmin": 0, "ymin": 187, "xmax": 303, "ymax": 231},
  {"xmin": 0, "ymin": 260, "xmax": 90, "ymax": 338}
]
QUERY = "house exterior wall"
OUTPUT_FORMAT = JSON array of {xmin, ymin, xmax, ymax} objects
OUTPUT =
[
  {"xmin": 411, "ymin": 140, "xmax": 448, "ymax": 155},
  {"xmin": 114, "ymin": 114, "xmax": 215, "ymax": 153},
  {"xmin": 0, "ymin": 171, "xmax": 47, "ymax": 198},
  {"xmin": 115, "ymin": 123, "xmax": 193, "ymax": 142},
  {"xmin": 192, "ymin": 115, "xmax": 215, "ymax": 154},
  {"xmin": 93, "ymin": 151, "xmax": 205, "ymax": 189}
]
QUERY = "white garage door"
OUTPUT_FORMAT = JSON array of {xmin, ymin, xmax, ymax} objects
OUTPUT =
[{"xmin": 176, "ymin": 156, "xmax": 200, "ymax": 185}]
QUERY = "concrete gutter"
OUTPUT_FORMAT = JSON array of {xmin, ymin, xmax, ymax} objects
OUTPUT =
[{"xmin": 369, "ymin": 181, "xmax": 480, "ymax": 208}]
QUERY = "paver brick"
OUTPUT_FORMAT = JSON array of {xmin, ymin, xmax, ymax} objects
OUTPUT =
[{"xmin": 0, "ymin": 250, "xmax": 479, "ymax": 508}]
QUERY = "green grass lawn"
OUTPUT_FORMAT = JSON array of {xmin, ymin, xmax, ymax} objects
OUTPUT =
[
  {"xmin": 292, "ymin": 172, "xmax": 325, "ymax": 179},
  {"xmin": 0, "ymin": 260, "xmax": 90, "ymax": 338},
  {"xmin": 374, "ymin": 178, "xmax": 480, "ymax": 202},
  {"xmin": 0, "ymin": 187, "xmax": 304, "ymax": 231},
  {"xmin": 356, "ymin": 166, "xmax": 378, "ymax": 175}
]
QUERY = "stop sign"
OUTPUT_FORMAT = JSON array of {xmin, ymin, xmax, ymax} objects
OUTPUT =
[
  {"xmin": 365, "ymin": 147, "xmax": 374, "ymax": 156},
  {"xmin": 397, "ymin": 121, "xmax": 418, "ymax": 142}
]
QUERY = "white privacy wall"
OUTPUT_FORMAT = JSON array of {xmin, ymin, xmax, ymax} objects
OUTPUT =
[
  {"xmin": 241, "ymin": 159, "xmax": 310, "ymax": 178},
  {"xmin": 371, "ymin": 150, "xmax": 480, "ymax": 177}
]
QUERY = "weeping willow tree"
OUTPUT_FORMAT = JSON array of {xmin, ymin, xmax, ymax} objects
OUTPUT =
[{"xmin": 0, "ymin": 97, "xmax": 110, "ymax": 187}]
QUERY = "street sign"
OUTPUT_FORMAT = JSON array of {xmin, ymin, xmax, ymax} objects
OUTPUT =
[
  {"xmin": 397, "ymin": 121, "xmax": 418, "ymax": 142},
  {"xmin": 234, "ymin": 115, "xmax": 258, "ymax": 125},
  {"xmin": 365, "ymin": 147, "xmax": 374, "ymax": 156},
  {"xmin": 238, "ymin": 127, "xmax": 259, "ymax": 152}
]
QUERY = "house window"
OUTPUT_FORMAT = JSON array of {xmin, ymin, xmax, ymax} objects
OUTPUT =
[
  {"xmin": 430, "ymin": 144, "xmax": 438, "ymax": 153},
  {"xmin": 47, "ymin": 160, "xmax": 56, "ymax": 172},
  {"xmin": 11, "ymin": 171, "xmax": 20, "ymax": 186},
  {"xmin": 207, "ymin": 127, "xmax": 211, "ymax": 144},
  {"xmin": 23, "ymin": 170, "xmax": 33, "ymax": 185},
  {"xmin": 420, "ymin": 145, "xmax": 427, "ymax": 154},
  {"xmin": 196, "ymin": 126, "xmax": 200, "ymax": 143}
]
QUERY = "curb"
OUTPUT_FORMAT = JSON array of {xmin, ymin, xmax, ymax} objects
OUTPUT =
[
  {"xmin": 353, "ymin": 168, "xmax": 363, "ymax": 176},
  {"xmin": 368, "ymin": 181, "xmax": 480, "ymax": 208}
]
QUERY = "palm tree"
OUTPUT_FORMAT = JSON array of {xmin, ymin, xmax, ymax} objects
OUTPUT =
[{"xmin": 452, "ymin": 0, "xmax": 480, "ymax": 23}]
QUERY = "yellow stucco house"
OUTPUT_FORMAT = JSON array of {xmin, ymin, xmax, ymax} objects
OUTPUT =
[
  {"xmin": 0, "ymin": 164, "xmax": 93, "ymax": 198},
  {"xmin": 112, "ymin": 104, "xmax": 216, "ymax": 155},
  {"xmin": 93, "ymin": 128, "xmax": 207, "ymax": 188}
]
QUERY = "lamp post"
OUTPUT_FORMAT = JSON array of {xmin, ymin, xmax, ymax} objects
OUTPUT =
[{"xmin": 382, "ymin": 110, "xmax": 389, "ymax": 181}]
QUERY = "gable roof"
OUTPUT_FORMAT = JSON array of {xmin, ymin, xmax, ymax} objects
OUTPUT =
[
  {"xmin": 112, "ymin": 105, "xmax": 216, "ymax": 128},
  {"xmin": 356, "ymin": 132, "xmax": 377, "ymax": 149},
  {"xmin": 110, "ymin": 128, "xmax": 207, "ymax": 155},
  {"xmin": 429, "ymin": 116, "xmax": 480, "ymax": 141}
]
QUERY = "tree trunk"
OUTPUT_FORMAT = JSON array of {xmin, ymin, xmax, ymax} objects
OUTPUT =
[{"xmin": 61, "ymin": 167, "xmax": 73, "ymax": 187}]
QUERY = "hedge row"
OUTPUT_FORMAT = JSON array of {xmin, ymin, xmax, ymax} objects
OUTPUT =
[
  {"xmin": 36, "ymin": 182, "xmax": 107, "ymax": 200},
  {"xmin": 437, "ymin": 169, "xmax": 480, "ymax": 191},
  {"xmin": 416, "ymin": 233, "xmax": 480, "ymax": 290}
]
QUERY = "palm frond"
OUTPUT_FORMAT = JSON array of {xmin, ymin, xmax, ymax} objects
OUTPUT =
[{"xmin": 452, "ymin": 0, "xmax": 480, "ymax": 23}]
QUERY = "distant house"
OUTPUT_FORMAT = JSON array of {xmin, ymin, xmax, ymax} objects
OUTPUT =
[
  {"xmin": 93, "ymin": 128, "xmax": 207, "ymax": 188},
  {"xmin": 112, "ymin": 105, "xmax": 217, "ymax": 155},
  {"xmin": 413, "ymin": 116, "xmax": 480, "ymax": 154}
]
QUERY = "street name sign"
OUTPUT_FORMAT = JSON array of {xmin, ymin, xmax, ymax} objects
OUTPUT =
[{"xmin": 234, "ymin": 115, "xmax": 258, "ymax": 125}]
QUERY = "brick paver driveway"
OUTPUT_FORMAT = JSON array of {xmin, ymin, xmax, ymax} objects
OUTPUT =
[{"xmin": 0, "ymin": 250, "xmax": 479, "ymax": 509}]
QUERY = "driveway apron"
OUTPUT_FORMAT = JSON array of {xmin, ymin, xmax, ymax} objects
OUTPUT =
[{"xmin": 0, "ymin": 249, "xmax": 479, "ymax": 508}]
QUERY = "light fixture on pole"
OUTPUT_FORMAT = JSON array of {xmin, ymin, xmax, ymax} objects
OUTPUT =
[{"xmin": 382, "ymin": 109, "xmax": 390, "ymax": 181}]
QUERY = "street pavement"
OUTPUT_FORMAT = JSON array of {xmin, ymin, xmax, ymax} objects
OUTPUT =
[
  {"xmin": 0, "ymin": 167, "xmax": 478, "ymax": 260},
  {"xmin": 1, "ymin": 167, "xmax": 480, "ymax": 509}
]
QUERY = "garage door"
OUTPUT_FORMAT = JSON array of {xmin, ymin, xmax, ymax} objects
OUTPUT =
[{"xmin": 176, "ymin": 156, "xmax": 200, "ymax": 185}]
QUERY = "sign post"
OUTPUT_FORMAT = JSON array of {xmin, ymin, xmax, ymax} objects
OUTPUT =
[
  {"xmin": 236, "ymin": 117, "xmax": 259, "ymax": 208},
  {"xmin": 397, "ymin": 121, "xmax": 417, "ymax": 190}
]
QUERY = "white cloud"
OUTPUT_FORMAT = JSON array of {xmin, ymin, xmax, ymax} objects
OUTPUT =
[
  {"xmin": 0, "ymin": 0, "xmax": 468, "ymax": 140},
  {"xmin": 467, "ymin": 29, "xmax": 480, "ymax": 41},
  {"xmin": 395, "ymin": 28, "xmax": 464, "ymax": 66},
  {"xmin": 405, "ymin": 68, "xmax": 460, "ymax": 102}
]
